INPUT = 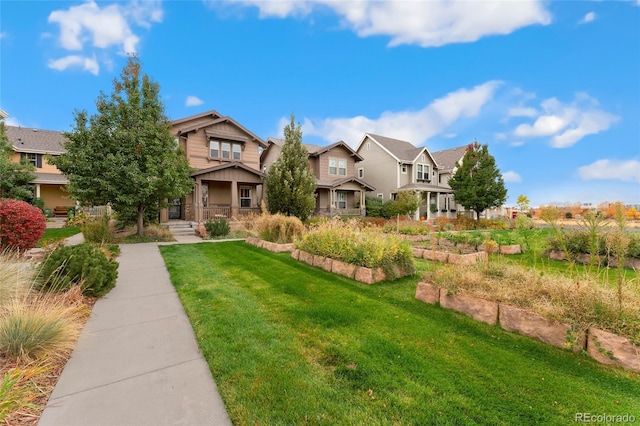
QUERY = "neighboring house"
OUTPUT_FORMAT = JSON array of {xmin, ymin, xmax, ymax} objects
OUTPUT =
[
  {"xmin": 4, "ymin": 126, "xmax": 74, "ymax": 213},
  {"xmin": 166, "ymin": 110, "xmax": 267, "ymax": 222},
  {"xmin": 261, "ymin": 138, "xmax": 375, "ymax": 216},
  {"xmin": 355, "ymin": 133, "xmax": 464, "ymax": 220}
]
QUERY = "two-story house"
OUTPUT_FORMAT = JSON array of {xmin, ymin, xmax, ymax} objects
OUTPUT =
[
  {"xmin": 4, "ymin": 126, "xmax": 74, "ymax": 214},
  {"xmin": 355, "ymin": 133, "xmax": 463, "ymax": 220},
  {"xmin": 261, "ymin": 138, "xmax": 375, "ymax": 216},
  {"xmin": 166, "ymin": 110, "xmax": 267, "ymax": 222}
]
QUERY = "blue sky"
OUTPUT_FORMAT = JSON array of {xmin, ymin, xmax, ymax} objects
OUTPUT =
[{"xmin": 1, "ymin": 0, "xmax": 639, "ymax": 207}]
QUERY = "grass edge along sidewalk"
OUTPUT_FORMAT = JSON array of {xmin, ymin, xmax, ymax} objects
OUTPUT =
[{"xmin": 160, "ymin": 241, "xmax": 640, "ymax": 426}]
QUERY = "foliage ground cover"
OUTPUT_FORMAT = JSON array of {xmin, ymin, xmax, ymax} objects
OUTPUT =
[{"xmin": 160, "ymin": 242, "xmax": 640, "ymax": 425}]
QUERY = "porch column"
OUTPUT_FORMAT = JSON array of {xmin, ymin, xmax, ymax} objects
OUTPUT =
[
  {"xmin": 35, "ymin": 183, "xmax": 41, "ymax": 198},
  {"xmin": 231, "ymin": 180, "xmax": 239, "ymax": 218},
  {"xmin": 360, "ymin": 190, "xmax": 365, "ymax": 216},
  {"xmin": 195, "ymin": 178, "xmax": 202, "ymax": 222},
  {"xmin": 426, "ymin": 191, "xmax": 431, "ymax": 221}
]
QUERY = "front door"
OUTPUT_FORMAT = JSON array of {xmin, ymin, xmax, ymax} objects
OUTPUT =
[{"xmin": 168, "ymin": 198, "xmax": 182, "ymax": 219}]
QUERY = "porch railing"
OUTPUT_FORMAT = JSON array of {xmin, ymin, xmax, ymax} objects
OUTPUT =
[
  {"xmin": 202, "ymin": 206, "xmax": 232, "ymax": 220},
  {"xmin": 77, "ymin": 205, "xmax": 112, "ymax": 217}
]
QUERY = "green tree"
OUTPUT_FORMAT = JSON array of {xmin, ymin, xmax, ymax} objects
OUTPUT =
[
  {"xmin": 448, "ymin": 141, "xmax": 507, "ymax": 222},
  {"xmin": 50, "ymin": 56, "xmax": 193, "ymax": 236},
  {"xmin": 264, "ymin": 114, "xmax": 317, "ymax": 221},
  {"xmin": 386, "ymin": 191, "xmax": 420, "ymax": 218},
  {"xmin": 0, "ymin": 120, "xmax": 36, "ymax": 201}
]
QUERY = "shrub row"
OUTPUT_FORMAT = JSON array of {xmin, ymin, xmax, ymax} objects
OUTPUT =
[
  {"xmin": 255, "ymin": 213, "xmax": 306, "ymax": 244},
  {"xmin": 548, "ymin": 229, "xmax": 640, "ymax": 259},
  {"xmin": 295, "ymin": 219, "xmax": 415, "ymax": 279}
]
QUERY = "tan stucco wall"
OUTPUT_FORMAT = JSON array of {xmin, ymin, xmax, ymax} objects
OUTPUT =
[
  {"xmin": 40, "ymin": 185, "xmax": 73, "ymax": 209},
  {"xmin": 10, "ymin": 152, "xmax": 63, "ymax": 174}
]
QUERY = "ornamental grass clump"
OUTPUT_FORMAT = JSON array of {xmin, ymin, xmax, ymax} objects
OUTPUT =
[
  {"xmin": 296, "ymin": 218, "xmax": 415, "ymax": 279},
  {"xmin": 255, "ymin": 213, "xmax": 305, "ymax": 244}
]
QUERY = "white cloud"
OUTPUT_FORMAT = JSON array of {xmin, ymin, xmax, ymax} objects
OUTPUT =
[
  {"xmin": 509, "ymin": 140, "xmax": 525, "ymax": 147},
  {"xmin": 185, "ymin": 96, "xmax": 204, "ymax": 107},
  {"xmin": 46, "ymin": 1, "xmax": 163, "ymax": 74},
  {"xmin": 580, "ymin": 12, "xmax": 596, "ymax": 24},
  {"xmin": 512, "ymin": 94, "xmax": 619, "ymax": 148},
  {"xmin": 4, "ymin": 117, "xmax": 22, "ymax": 127},
  {"xmin": 502, "ymin": 171, "xmax": 522, "ymax": 183},
  {"xmin": 48, "ymin": 54, "xmax": 100, "ymax": 75},
  {"xmin": 508, "ymin": 107, "xmax": 537, "ymax": 117},
  {"xmin": 221, "ymin": 0, "xmax": 551, "ymax": 47},
  {"xmin": 295, "ymin": 81, "xmax": 502, "ymax": 147},
  {"xmin": 578, "ymin": 159, "xmax": 640, "ymax": 183}
]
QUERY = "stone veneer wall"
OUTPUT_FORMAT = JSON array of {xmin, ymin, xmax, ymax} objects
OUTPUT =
[{"xmin": 415, "ymin": 281, "xmax": 639, "ymax": 373}]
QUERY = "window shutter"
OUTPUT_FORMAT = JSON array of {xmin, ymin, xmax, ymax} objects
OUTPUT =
[{"xmin": 36, "ymin": 154, "xmax": 43, "ymax": 168}]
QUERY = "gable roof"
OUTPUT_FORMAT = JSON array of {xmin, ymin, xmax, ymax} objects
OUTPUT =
[
  {"xmin": 190, "ymin": 161, "xmax": 265, "ymax": 178},
  {"xmin": 263, "ymin": 138, "xmax": 363, "ymax": 161},
  {"xmin": 172, "ymin": 110, "xmax": 267, "ymax": 148},
  {"xmin": 5, "ymin": 126, "xmax": 66, "ymax": 154},
  {"xmin": 316, "ymin": 176, "xmax": 376, "ymax": 191},
  {"xmin": 358, "ymin": 133, "xmax": 436, "ymax": 164},
  {"xmin": 431, "ymin": 145, "xmax": 468, "ymax": 171}
]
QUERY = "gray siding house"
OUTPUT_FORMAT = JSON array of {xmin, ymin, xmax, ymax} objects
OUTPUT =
[{"xmin": 355, "ymin": 133, "xmax": 467, "ymax": 220}]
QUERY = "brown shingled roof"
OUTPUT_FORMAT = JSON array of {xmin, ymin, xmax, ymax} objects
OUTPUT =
[{"xmin": 5, "ymin": 126, "xmax": 66, "ymax": 154}]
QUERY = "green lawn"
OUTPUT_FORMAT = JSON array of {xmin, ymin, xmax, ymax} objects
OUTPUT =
[
  {"xmin": 37, "ymin": 226, "xmax": 81, "ymax": 247},
  {"xmin": 160, "ymin": 242, "xmax": 640, "ymax": 425}
]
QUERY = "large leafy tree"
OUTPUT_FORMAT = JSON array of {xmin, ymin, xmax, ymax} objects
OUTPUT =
[
  {"xmin": 0, "ymin": 120, "xmax": 36, "ymax": 201},
  {"xmin": 51, "ymin": 56, "xmax": 193, "ymax": 236},
  {"xmin": 264, "ymin": 114, "xmax": 316, "ymax": 221},
  {"xmin": 448, "ymin": 141, "xmax": 507, "ymax": 222}
]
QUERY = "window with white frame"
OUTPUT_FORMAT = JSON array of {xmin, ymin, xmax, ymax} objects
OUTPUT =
[
  {"xmin": 377, "ymin": 193, "xmax": 383, "ymax": 200},
  {"xmin": 329, "ymin": 158, "xmax": 347, "ymax": 176},
  {"xmin": 210, "ymin": 141, "xmax": 219, "ymax": 158},
  {"xmin": 336, "ymin": 191, "xmax": 346, "ymax": 209},
  {"xmin": 240, "ymin": 187, "xmax": 252, "ymax": 208},
  {"xmin": 358, "ymin": 168, "xmax": 364, "ymax": 178},
  {"xmin": 416, "ymin": 164, "xmax": 429, "ymax": 181},
  {"xmin": 221, "ymin": 142, "xmax": 231, "ymax": 159},
  {"xmin": 210, "ymin": 139, "xmax": 242, "ymax": 161}
]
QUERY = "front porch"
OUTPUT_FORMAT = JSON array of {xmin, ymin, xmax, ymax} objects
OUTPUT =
[
  {"xmin": 165, "ymin": 162, "xmax": 264, "ymax": 223},
  {"xmin": 314, "ymin": 177, "xmax": 375, "ymax": 218},
  {"xmin": 398, "ymin": 183, "xmax": 455, "ymax": 221}
]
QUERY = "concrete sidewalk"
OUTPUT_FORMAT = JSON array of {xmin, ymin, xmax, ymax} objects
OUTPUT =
[{"xmin": 38, "ymin": 243, "xmax": 232, "ymax": 426}]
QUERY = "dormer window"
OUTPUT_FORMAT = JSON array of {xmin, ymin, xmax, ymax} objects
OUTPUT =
[{"xmin": 416, "ymin": 164, "xmax": 430, "ymax": 182}]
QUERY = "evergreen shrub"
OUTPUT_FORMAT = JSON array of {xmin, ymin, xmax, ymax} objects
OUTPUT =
[
  {"xmin": 37, "ymin": 244, "xmax": 118, "ymax": 297},
  {"xmin": 205, "ymin": 218, "xmax": 230, "ymax": 238}
]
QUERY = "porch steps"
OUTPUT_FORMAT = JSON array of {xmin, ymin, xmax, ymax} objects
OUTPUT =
[{"xmin": 162, "ymin": 220, "xmax": 197, "ymax": 237}]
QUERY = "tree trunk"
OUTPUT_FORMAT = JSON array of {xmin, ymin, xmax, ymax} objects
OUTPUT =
[{"xmin": 137, "ymin": 205, "xmax": 145, "ymax": 237}]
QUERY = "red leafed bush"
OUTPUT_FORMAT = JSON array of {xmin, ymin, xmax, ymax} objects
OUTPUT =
[{"xmin": 0, "ymin": 198, "xmax": 46, "ymax": 251}]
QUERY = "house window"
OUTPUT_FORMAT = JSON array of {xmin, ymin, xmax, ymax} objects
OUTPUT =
[
  {"xmin": 329, "ymin": 158, "xmax": 346, "ymax": 176},
  {"xmin": 401, "ymin": 164, "xmax": 407, "ymax": 174},
  {"xmin": 221, "ymin": 142, "xmax": 231, "ymax": 159},
  {"xmin": 233, "ymin": 144, "xmax": 241, "ymax": 161},
  {"xmin": 20, "ymin": 153, "xmax": 42, "ymax": 168},
  {"xmin": 210, "ymin": 141, "xmax": 219, "ymax": 158},
  {"xmin": 202, "ymin": 184, "xmax": 209, "ymax": 208},
  {"xmin": 421, "ymin": 154, "xmax": 426, "ymax": 162},
  {"xmin": 416, "ymin": 164, "xmax": 429, "ymax": 181},
  {"xmin": 240, "ymin": 187, "xmax": 252, "ymax": 208},
  {"xmin": 377, "ymin": 193, "xmax": 383, "ymax": 200},
  {"xmin": 358, "ymin": 168, "xmax": 364, "ymax": 178},
  {"xmin": 336, "ymin": 192, "xmax": 346, "ymax": 209}
]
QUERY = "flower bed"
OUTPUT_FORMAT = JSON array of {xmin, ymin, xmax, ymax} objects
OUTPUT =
[
  {"xmin": 415, "ymin": 281, "xmax": 639, "ymax": 372},
  {"xmin": 295, "ymin": 219, "xmax": 415, "ymax": 281},
  {"xmin": 292, "ymin": 249, "xmax": 408, "ymax": 284}
]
